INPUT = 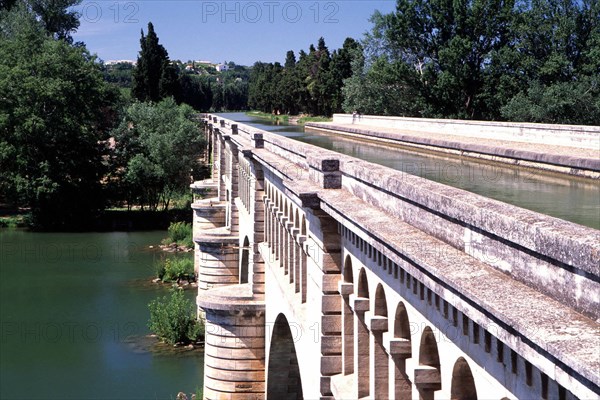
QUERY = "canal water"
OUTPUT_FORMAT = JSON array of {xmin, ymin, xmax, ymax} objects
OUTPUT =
[
  {"xmin": 220, "ymin": 112, "xmax": 600, "ymax": 230},
  {"xmin": 0, "ymin": 230, "xmax": 203, "ymax": 399}
]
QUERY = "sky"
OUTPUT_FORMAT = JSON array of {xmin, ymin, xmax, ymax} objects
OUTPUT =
[{"xmin": 72, "ymin": 0, "xmax": 397, "ymax": 66}]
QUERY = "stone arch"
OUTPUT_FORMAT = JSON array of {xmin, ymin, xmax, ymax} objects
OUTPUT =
[
  {"xmin": 355, "ymin": 268, "xmax": 370, "ymax": 397},
  {"xmin": 372, "ymin": 284, "xmax": 389, "ymax": 399},
  {"xmin": 419, "ymin": 327, "xmax": 440, "ymax": 368},
  {"xmin": 416, "ymin": 326, "xmax": 441, "ymax": 400},
  {"xmin": 301, "ymin": 216, "xmax": 307, "ymax": 236},
  {"xmin": 392, "ymin": 302, "xmax": 412, "ymax": 398},
  {"xmin": 394, "ymin": 302, "xmax": 411, "ymax": 339},
  {"xmin": 374, "ymin": 284, "xmax": 387, "ymax": 317},
  {"xmin": 343, "ymin": 256, "xmax": 354, "ymax": 283},
  {"xmin": 267, "ymin": 314, "xmax": 303, "ymax": 400},
  {"xmin": 239, "ymin": 236, "xmax": 250, "ymax": 284},
  {"xmin": 450, "ymin": 357, "xmax": 477, "ymax": 400},
  {"xmin": 358, "ymin": 268, "xmax": 369, "ymax": 298},
  {"xmin": 295, "ymin": 209, "xmax": 300, "ymax": 229}
]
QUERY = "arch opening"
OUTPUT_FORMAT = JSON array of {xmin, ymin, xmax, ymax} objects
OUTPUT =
[
  {"xmin": 450, "ymin": 357, "xmax": 477, "ymax": 400},
  {"xmin": 240, "ymin": 236, "xmax": 250, "ymax": 284},
  {"xmin": 371, "ymin": 284, "xmax": 389, "ymax": 399},
  {"xmin": 358, "ymin": 269, "xmax": 369, "ymax": 298},
  {"xmin": 267, "ymin": 314, "xmax": 303, "ymax": 400}
]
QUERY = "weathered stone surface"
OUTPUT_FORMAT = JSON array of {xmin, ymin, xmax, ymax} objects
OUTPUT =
[{"xmin": 200, "ymin": 114, "xmax": 600, "ymax": 399}]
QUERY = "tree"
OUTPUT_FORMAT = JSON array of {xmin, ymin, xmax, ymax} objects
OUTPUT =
[
  {"xmin": 29, "ymin": 0, "xmax": 81, "ymax": 41},
  {"xmin": 110, "ymin": 98, "xmax": 205, "ymax": 210},
  {"xmin": 0, "ymin": 4, "xmax": 119, "ymax": 228},
  {"xmin": 132, "ymin": 22, "xmax": 179, "ymax": 102},
  {"xmin": 330, "ymin": 38, "xmax": 361, "ymax": 113}
]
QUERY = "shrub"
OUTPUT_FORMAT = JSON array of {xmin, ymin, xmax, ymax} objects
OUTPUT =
[
  {"xmin": 162, "ymin": 256, "xmax": 195, "ymax": 282},
  {"xmin": 148, "ymin": 289, "xmax": 204, "ymax": 345},
  {"xmin": 154, "ymin": 258, "xmax": 166, "ymax": 280},
  {"xmin": 163, "ymin": 221, "xmax": 193, "ymax": 248}
]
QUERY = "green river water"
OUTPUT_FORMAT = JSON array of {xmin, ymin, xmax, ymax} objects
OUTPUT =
[{"xmin": 0, "ymin": 230, "xmax": 203, "ymax": 399}]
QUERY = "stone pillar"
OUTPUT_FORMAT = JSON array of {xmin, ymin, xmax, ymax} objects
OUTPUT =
[
  {"xmin": 202, "ymin": 303, "xmax": 266, "ymax": 400},
  {"xmin": 226, "ymin": 142, "xmax": 240, "ymax": 234},
  {"xmin": 352, "ymin": 295, "xmax": 370, "ymax": 398},
  {"xmin": 196, "ymin": 236, "xmax": 240, "ymax": 292},
  {"xmin": 217, "ymin": 131, "xmax": 227, "ymax": 202},
  {"xmin": 250, "ymin": 161, "xmax": 266, "ymax": 297},
  {"xmin": 192, "ymin": 202, "xmax": 227, "ymax": 277}
]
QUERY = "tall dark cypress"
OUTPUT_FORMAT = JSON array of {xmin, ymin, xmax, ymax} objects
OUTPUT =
[{"xmin": 132, "ymin": 22, "xmax": 173, "ymax": 102}]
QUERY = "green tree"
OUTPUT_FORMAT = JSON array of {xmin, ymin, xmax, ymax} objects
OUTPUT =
[
  {"xmin": 330, "ymin": 38, "xmax": 361, "ymax": 114},
  {"xmin": 132, "ymin": 22, "xmax": 179, "ymax": 102},
  {"xmin": 29, "ymin": 0, "xmax": 81, "ymax": 41},
  {"xmin": 110, "ymin": 98, "xmax": 205, "ymax": 210},
  {"xmin": 0, "ymin": 4, "xmax": 119, "ymax": 228},
  {"xmin": 499, "ymin": 0, "xmax": 600, "ymax": 123}
]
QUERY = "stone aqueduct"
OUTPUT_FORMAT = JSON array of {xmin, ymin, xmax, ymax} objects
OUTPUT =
[{"xmin": 191, "ymin": 115, "xmax": 599, "ymax": 400}]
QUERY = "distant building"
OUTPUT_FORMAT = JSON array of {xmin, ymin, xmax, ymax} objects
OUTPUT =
[
  {"xmin": 215, "ymin": 63, "xmax": 229, "ymax": 72},
  {"xmin": 105, "ymin": 60, "xmax": 136, "ymax": 66}
]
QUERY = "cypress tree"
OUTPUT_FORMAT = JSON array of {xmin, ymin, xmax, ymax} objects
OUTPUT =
[{"xmin": 132, "ymin": 22, "xmax": 176, "ymax": 102}]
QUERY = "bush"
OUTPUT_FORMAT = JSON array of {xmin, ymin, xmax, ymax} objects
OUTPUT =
[
  {"xmin": 154, "ymin": 258, "xmax": 166, "ymax": 280},
  {"xmin": 148, "ymin": 289, "xmax": 204, "ymax": 345},
  {"xmin": 162, "ymin": 256, "xmax": 195, "ymax": 282},
  {"xmin": 163, "ymin": 221, "xmax": 193, "ymax": 248}
]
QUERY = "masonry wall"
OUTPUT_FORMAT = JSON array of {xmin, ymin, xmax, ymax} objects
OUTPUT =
[
  {"xmin": 332, "ymin": 113, "xmax": 600, "ymax": 149},
  {"xmin": 199, "ymin": 115, "xmax": 600, "ymax": 400}
]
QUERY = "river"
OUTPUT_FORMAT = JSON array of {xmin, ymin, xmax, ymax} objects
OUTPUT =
[
  {"xmin": 0, "ymin": 230, "xmax": 203, "ymax": 399},
  {"xmin": 219, "ymin": 112, "xmax": 599, "ymax": 229}
]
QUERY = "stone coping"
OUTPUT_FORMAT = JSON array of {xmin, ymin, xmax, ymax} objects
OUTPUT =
[
  {"xmin": 193, "ymin": 226, "xmax": 239, "ymax": 244},
  {"xmin": 339, "ymin": 158, "xmax": 599, "ymax": 276},
  {"xmin": 191, "ymin": 198, "xmax": 227, "ymax": 210},
  {"xmin": 319, "ymin": 189, "xmax": 600, "ymax": 389},
  {"xmin": 306, "ymin": 122, "xmax": 600, "ymax": 171},
  {"xmin": 330, "ymin": 113, "xmax": 600, "ymax": 149},
  {"xmin": 197, "ymin": 283, "xmax": 265, "ymax": 311},
  {"xmin": 206, "ymin": 116, "xmax": 599, "ymax": 274}
]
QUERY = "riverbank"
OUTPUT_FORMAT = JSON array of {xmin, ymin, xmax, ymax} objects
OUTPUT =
[
  {"xmin": 0, "ymin": 208, "xmax": 192, "ymax": 232},
  {"xmin": 245, "ymin": 111, "xmax": 331, "ymax": 125}
]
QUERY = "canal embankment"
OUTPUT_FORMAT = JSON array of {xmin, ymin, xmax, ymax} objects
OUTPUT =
[{"xmin": 306, "ymin": 114, "xmax": 600, "ymax": 179}]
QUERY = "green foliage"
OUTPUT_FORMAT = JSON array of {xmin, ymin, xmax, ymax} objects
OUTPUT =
[
  {"xmin": 103, "ymin": 62, "xmax": 134, "ymax": 88},
  {"xmin": 148, "ymin": 289, "xmax": 204, "ymax": 345},
  {"xmin": 154, "ymin": 258, "xmax": 166, "ymax": 281},
  {"xmin": 343, "ymin": 0, "xmax": 599, "ymax": 124},
  {"xmin": 132, "ymin": 22, "xmax": 178, "ymax": 102},
  {"xmin": 160, "ymin": 256, "xmax": 195, "ymax": 282},
  {"xmin": 501, "ymin": 79, "xmax": 600, "ymax": 124},
  {"xmin": 109, "ymin": 98, "xmax": 205, "ymax": 211},
  {"xmin": 248, "ymin": 37, "xmax": 359, "ymax": 117},
  {"xmin": 246, "ymin": 111, "xmax": 289, "ymax": 123},
  {"xmin": 296, "ymin": 116, "xmax": 332, "ymax": 124},
  {"xmin": 164, "ymin": 221, "xmax": 193, "ymax": 248},
  {"xmin": 0, "ymin": 214, "xmax": 27, "ymax": 228},
  {"xmin": 0, "ymin": 4, "xmax": 121, "ymax": 228}
]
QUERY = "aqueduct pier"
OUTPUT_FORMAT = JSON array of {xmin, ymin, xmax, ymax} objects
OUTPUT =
[{"xmin": 192, "ymin": 114, "xmax": 599, "ymax": 399}]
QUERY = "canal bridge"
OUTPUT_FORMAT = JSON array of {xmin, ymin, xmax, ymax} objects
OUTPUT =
[{"xmin": 192, "ymin": 114, "xmax": 599, "ymax": 400}]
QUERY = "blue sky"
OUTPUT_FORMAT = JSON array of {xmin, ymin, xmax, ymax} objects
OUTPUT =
[{"xmin": 72, "ymin": 1, "xmax": 396, "ymax": 65}]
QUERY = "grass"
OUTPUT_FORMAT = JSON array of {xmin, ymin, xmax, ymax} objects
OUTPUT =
[
  {"xmin": 0, "ymin": 214, "xmax": 29, "ymax": 228},
  {"xmin": 296, "ymin": 116, "xmax": 332, "ymax": 124},
  {"xmin": 246, "ymin": 111, "xmax": 289, "ymax": 123},
  {"xmin": 246, "ymin": 111, "xmax": 332, "ymax": 125}
]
